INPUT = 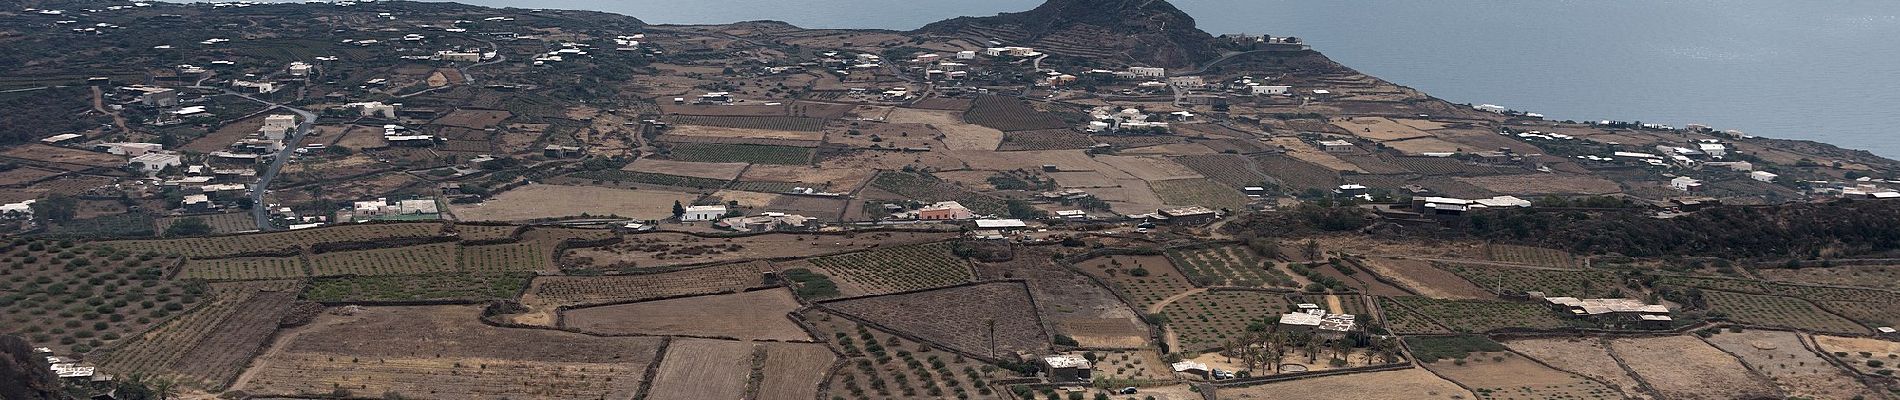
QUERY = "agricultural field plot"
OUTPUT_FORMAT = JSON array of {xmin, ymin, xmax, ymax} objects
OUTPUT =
[
  {"xmin": 1811, "ymin": 335, "xmax": 1900, "ymax": 375},
  {"xmin": 458, "ymin": 242, "xmax": 550, "ymax": 274},
  {"xmin": 566, "ymin": 231, "xmax": 951, "ymax": 270},
  {"xmin": 307, "ymin": 242, "xmax": 459, "ymax": 277},
  {"xmin": 155, "ymin": 212, "xmax": 257, "ymax": 236},
  {"xmin": 1073, "ymin": 255, "xmax": 1197, "ymax": 311},
  {"xmin": 1456, "ymin": 174, "xmax": 1622, "ymax": 196},
  {"xmin": 166, "ymin": 290, "xmax": 300, "ymax": 390},
  {"xmin": 562, "ymin": 288, "xmax": 810, "ymax": 340},
  {"xmin": 91, "ymin": 281, "xmax": 301, "ymax": 383},
  {"xmin": 1422, "ymin": 351, "xmax": 1620, "ymax": 400},
  {"xmin": 1175, "ymin": 154, "xmax": 1271, "ymax": 190},
  {"xmin": 1482, "ymin": 244, "xmax": 1579, "ymax": 269},
  {"xmin": 1755, "ymin": 265, "xmax": 1900, "ymax": 291},
  {"xmin": 1387, "ymin": 296, "xmax": 1574, "ymax": 333},
  {"xmin": 667, "ymin": 143, "xmax": 814, "ymax": 165},
  {"xmin": 1249, "ymin": 153, "xmax": 1340, "ymax": 192},
  {"xmin": 104, "ymin": 222, "xmax": 445, "ymax": 258},
  {"xmin": 1332, "ymin": 117, "xmax": 1434, "ymax": 141},
  {"xmin": 1098, "ymin": 155, "xmax": 1204, "ymax": 181},
  {"xmin": 525, "ymin": 262, "xmax": 774, "ymax": 307},
  {"xmin": 237, "ymin": 305, "xmax": 664, "ymax": 399},
  {"xmin": 0, "ymin": 240, "xmax": 196, "ymax": 356},
  {"xmin": 1697, "ymin": 290, "xmax": 1869, "ymax": 334},
  {"xmin": 973, "ymin": 247, "xmax": 1150, "ymax": 349},
  {"xmin": 729, "ymin": 180, "xmax": 805, "ymax": 193},
  {"xmin": 965, "ymin": 95, "xmax": 1069, "ymax": 131},
  {"xmin": 996, "ymin": 129, "xmax": 1095, "ymax": 151},
  {"xmin": 1160, "ymin": 290, "xmax": 1295, "ymax": 352},
  {"xmin": 1215, "ymin": 367, "xmax": 1472, "ymax": 400},
  {"xmin": 1376, "ymin": 297, "xmax": 1454, "ymax": 334},
  {"xmin": 302, "ymin": 273, "xmax": 531, "ymax": 302},
  {"xmin": 821, "ymin": 282, "xmax": 1047, "ymax": 357},
  {"xmin": 1437, "ymin": 262, "xmax": 1622, "ymax": 298},
  {"xmin": 800, "ymin": 309, "xmax": 1018, "ymax": 400},
  {"xmin": 867, "ymin": 171, "xmax": 1007, "ymax": 215},
  {"xmin": 1148, "ymin": 178, "xmax": 1249, "ymax": 210},
  {"xmin": 451, "ymin": 224, "xmax": 520, "ymax": 241},
  {"xmin": 432, "ymin": 108, "xmax": 513, "ymax": 129},
  {"xmin": 1167, "ymin": 245, "xmax": 1295, "ymax": 288},
  {"xmin": 176, "ymin": 256, "xmax": 309, "ymax": 281},
  {"xmin": 1703, "ymin": 329, "xmax": 1875, "ymax": 400},
  {"xmin": 1357, "ymin": 257, "xmax": 1491, "ymax": 299},
  {"xmin": 1503, "ymin": 338, "xmax": 1655, "ymax": 400},
  {"xmin": 1, "ymin": 144, "xmax": 128, "ymax": 169},
  {"xmin": 1607, "ymin": 336, "xmax": 1779, "ymax": 400},
  {"xmin": 622, "ymin": 158, "xmax": 751, "ymax": 180},
  {"xmin": 757, "ymin": 342, "xmax": 840, "ymax": 400},
  {"xmin": 661, "ymin": 114, "xmax": 827, "ymax": 131},
  {"xmin": 1816, "ymin": 301, "xmax": 1900, "ymax": 327},
  {"xmin": 806, "ymin": 242, "xmax": 972, "ymax": 296},
  {"xmin": 565, "ymin": 169, "xmax": 731, "ymax": 190},
  {"xmin": 451, "ymin": 184, "xmax": 700, "ymax": 221},
  {"xmin": 1381, "ymin": 136, "xmax": 1467, "ymax": 156},
  {"xmin": 1087, "ymin": 350, "xmax": 1174, "ymax": 383},
  {"xmin": 646, "ymin": 338, "xmax": 756, "ymax": 400}
]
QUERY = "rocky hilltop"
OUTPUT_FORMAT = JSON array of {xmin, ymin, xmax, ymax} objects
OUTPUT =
[{"xmin": 919, "ymin": 0, "xmax": 1220, "ymax": 68}]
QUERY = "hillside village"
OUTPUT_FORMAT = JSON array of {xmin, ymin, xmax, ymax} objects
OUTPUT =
[{"xmin": 3, "ymin": 0, "xmax": 1900, "ymax": 399}]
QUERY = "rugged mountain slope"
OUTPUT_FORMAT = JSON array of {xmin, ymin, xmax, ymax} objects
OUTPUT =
[{"xmin": 919, "ymin": 0, "xmax": 1220, "ymax": 68}]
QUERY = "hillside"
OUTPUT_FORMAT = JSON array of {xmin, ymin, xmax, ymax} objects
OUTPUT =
[{"xmin": 919, "ymin": 0, "xmax": 1220, "ymax": 68}]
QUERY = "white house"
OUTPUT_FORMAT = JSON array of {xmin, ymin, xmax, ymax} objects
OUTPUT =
[
  {"xmin": 682, "ymin": 205, "xmax": 728, "ymax": 222},
  {"xmin": 1670, "ymin": 176, "xmax": 1703, "ymax": 192},
  {"xmin": 261, "ymin": 114, "xmax": 298, "ymax": 141},
  {"xmin": 1127, "ymin": 67, "xmax": 1166, "ymax": 78},
  {"xmin": 1750, "ymin": 171, "xmax": 1779, "ymax": 182},
  {"xmin": 1167, "ymin": 76, "xmax": 1204, "ymax": 87},
  {"xmin": 127, "ymin": 152, "xmax": 182, "ymax": 175},
  {"xmin": 1250, "ymin": 85, "xmax": 1290, "ymax": 96},
  {"xmin": 1697, "ymin": 142, "xmax": 1728, "ymax": 158}
]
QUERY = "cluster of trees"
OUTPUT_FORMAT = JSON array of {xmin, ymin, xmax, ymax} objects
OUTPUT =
[
  {"xmin": 1217, "ymin": 325, "xmax": 1402, "ymax": 375},
  {"xmin": 1454, "ymin": 199, "xmax": 1900, "ymax": 259}
]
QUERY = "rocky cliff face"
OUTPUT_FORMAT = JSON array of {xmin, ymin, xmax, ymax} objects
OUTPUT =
[{"xmin": 919, "ymin": 0, "xmax": 1220, "ymax": 68}]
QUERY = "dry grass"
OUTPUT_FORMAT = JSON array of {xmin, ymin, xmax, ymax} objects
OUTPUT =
[
  {"xmin": 1217, "ymin": 367, "xmax": 1472, "ymax": 400},
  {"xmin": 1704, "ymin": 330, "xmax": 1874, "ymax": 400},
  {"xmin": 1608, "ymin": 335, "xmax": 1778, "ymax": 400},
  {"xmin": 622, "ymin": 158, "xmax": 750, "ymax": 180},
  {"xmin": 757, "ymin": 342, "xmax": 836, "ymax": 400},
  {"xmin": 885, "ymin": 107, "xmax": 1002, "ymax": 150},
  {"xmin": 647, "ymin": 339, "xmax": 755, "ymax": 400},
  {"xmin": 562, "ymin": 289, "xmax": 810, "ymax": 341},
  {"xmin": 1504, "ymin": 338, "xmax": 1654, "ymax": 400},
  {"xmin": 1424, "ymin": 351, "xmax": 1620, "ymax": 400}
]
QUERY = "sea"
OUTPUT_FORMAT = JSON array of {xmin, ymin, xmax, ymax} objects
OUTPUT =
[{"xmin": 406, "ymin": 0, "xmax": 1900, "ymax": 158}]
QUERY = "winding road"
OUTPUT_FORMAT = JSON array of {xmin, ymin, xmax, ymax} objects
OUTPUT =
[{"xmin": 194, "ymin": 86, "xmax": 318, "ymax": 231}]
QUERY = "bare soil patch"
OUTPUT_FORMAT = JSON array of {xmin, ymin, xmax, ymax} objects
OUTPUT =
[
  {"xmin": 1705, "ymin": 330, "xmax": 1874, "ymax": 400},
  {"xmin": 1359, "ymin": 257, "xmax": 1490, "ymax": 299},
  {"xmin": 1097, "ymin": 155, "xmax": 1203, "ymax": 181},
  {"xmin": 757, "ymin": 342, "xmax": 836, "ymax": 400},
  {"xmin": 1423, "ymin": 351, "xmax": 1620, "ymax": 400},
  {"xmin": 1505, "ymin": 337, "xmax": 1655, "ymax": 400},
  {"xmin": 433, "ymin": 109, "xmax": 512, "ymax": 129},
  {"xmin": 1216, "ymin": 367, "xmax": 1471, "ymax": 400},
  {"xmin": 1608, "ymin": 335, "xmax": 1778, "ymax": 400},
  {"xmin": 886, "ymin": 107, "xmax": 1002, "ymax": 150},
  {"xmin": 623, "ymin": 158, "xmax": 749, "ymax": 180},
  {"xmin": 1332, "ymin": 116, "xmax": 1433, "ymax": 141},
  {"xmin": 562, "ymin": 288, "xmax": 810, "ymax": 340},
  {"xmin": 821, "ymin": 282, "xmax": 1048, "ymax": 358},
  {"xmin": 647, "ymin": 338, "xmax": 755, "ymax": 400}
]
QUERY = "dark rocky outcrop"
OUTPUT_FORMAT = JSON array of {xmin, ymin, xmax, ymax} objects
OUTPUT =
[
  {"xmin": 919, "ymin": 0, "xmax": 1220, "ymax": 68},
  {"xmin": 0, "ymin": 335, "xmax": 61, "ymax": 400}
]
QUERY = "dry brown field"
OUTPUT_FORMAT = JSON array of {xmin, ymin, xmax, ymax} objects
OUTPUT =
[
  {"xmin": 975, "ymin": 247, "xmax": 1150, "ymax": 348},
  {"xmin": 0, "ymin": 165, "xmax": 60, "ymax": 185},
  {"xmin": 1359, "ymin": 257, "xmax": 1490, "ymax": 299},
  {"xmin": 622, "ymin": 158, "xmax": 750, "ymax": 180},
  {"xmin": 433, "ymin": 108, "xmax": 512, "ymax": 129},
  {"xmin": 1423, "ymin": 351, "xmax": 1620, "ymax": 400},
  {"xmin": 739, "ymin": 163, "xmax": 875, "ymax": 189},
  {"xmin": 1608, "ymin": 335, "xmax": 1779, "ymax": 400},
  {"xmin": 821, "ymin": 282, "xmax": 1047, "ymax": 357},
  {"xmin": 1332, "ymin": 116, "xmax": 1434, "ymax": 141},
  {"xmin": 658, "ymin": 103, "xmax": 789, "ymax": 116},
  {"xmin": 1216, "ymin": 367, "xmax": 1472, "ymax": 400},
  {"xmin": 330, "ymin": 125, "xmax": 389, "ymax": 149},
  {"xmin": 562, "ymin": 288, "xmax": 810, "ymax": 340},
  {"xmin": 1073, "ymin": 255, "xmax": 1196, "ymax": 311},
  {"xmin": 1096, "ymin": 155, "xmax": 1204, "ymax": 181},
  {"xmin": 450, "ymin": 184, "xmax": 700, "ymax": 221},
  {"xmin": 757, "ymin": 342, "xmax": 837, "ymax": 400},
  {"xmin": 1382, "ymin": 136, "xmax": 1467, "ymax": 155},
  {"xmin": 1456, "ymin": 174, "xmax": 1622, "ymax": 196},
  {"xmin": 886, "ymin": 107, "xmax": 1003, "ymax": 150},
  {"xmin": 181, "ymin": 115, "xmax": 266, "ymax": 153},
  {"xmin": 1704, "ymin": 330, "xmax": 1874, "ymax": 399},
  {"xmin": 1, "ymin": 144, "xmax": 127, "ymax": 169},
  {"xmin": 1503, "ymin": 338, "xmax": 1654, "ymax": 400},
  {"xmin": 1119, "ymin": 142, "xmax": 1220, "ymax": 155},
  {"xmin": 646, "ymin": 338, "xmax": 755, "ymax": 400},
  {"xmin": 664, "ymin": 124, "xmax": 825, "ymax": 141},
  {"xmin": 1811, "ymin": 335, "xmax": 1900, "ymax": 374},
  {"xmin": 234, "ymin": 305, "xmax": 661, "ymax": 400},
  {"xmin": 708, "ymin": 189, "xmax": 780, "ymax": 208}
]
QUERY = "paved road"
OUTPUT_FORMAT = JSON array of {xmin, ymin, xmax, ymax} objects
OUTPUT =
[{"xmin": 196, "ymin": 87, "xmax": 318, "ymax": 231}]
